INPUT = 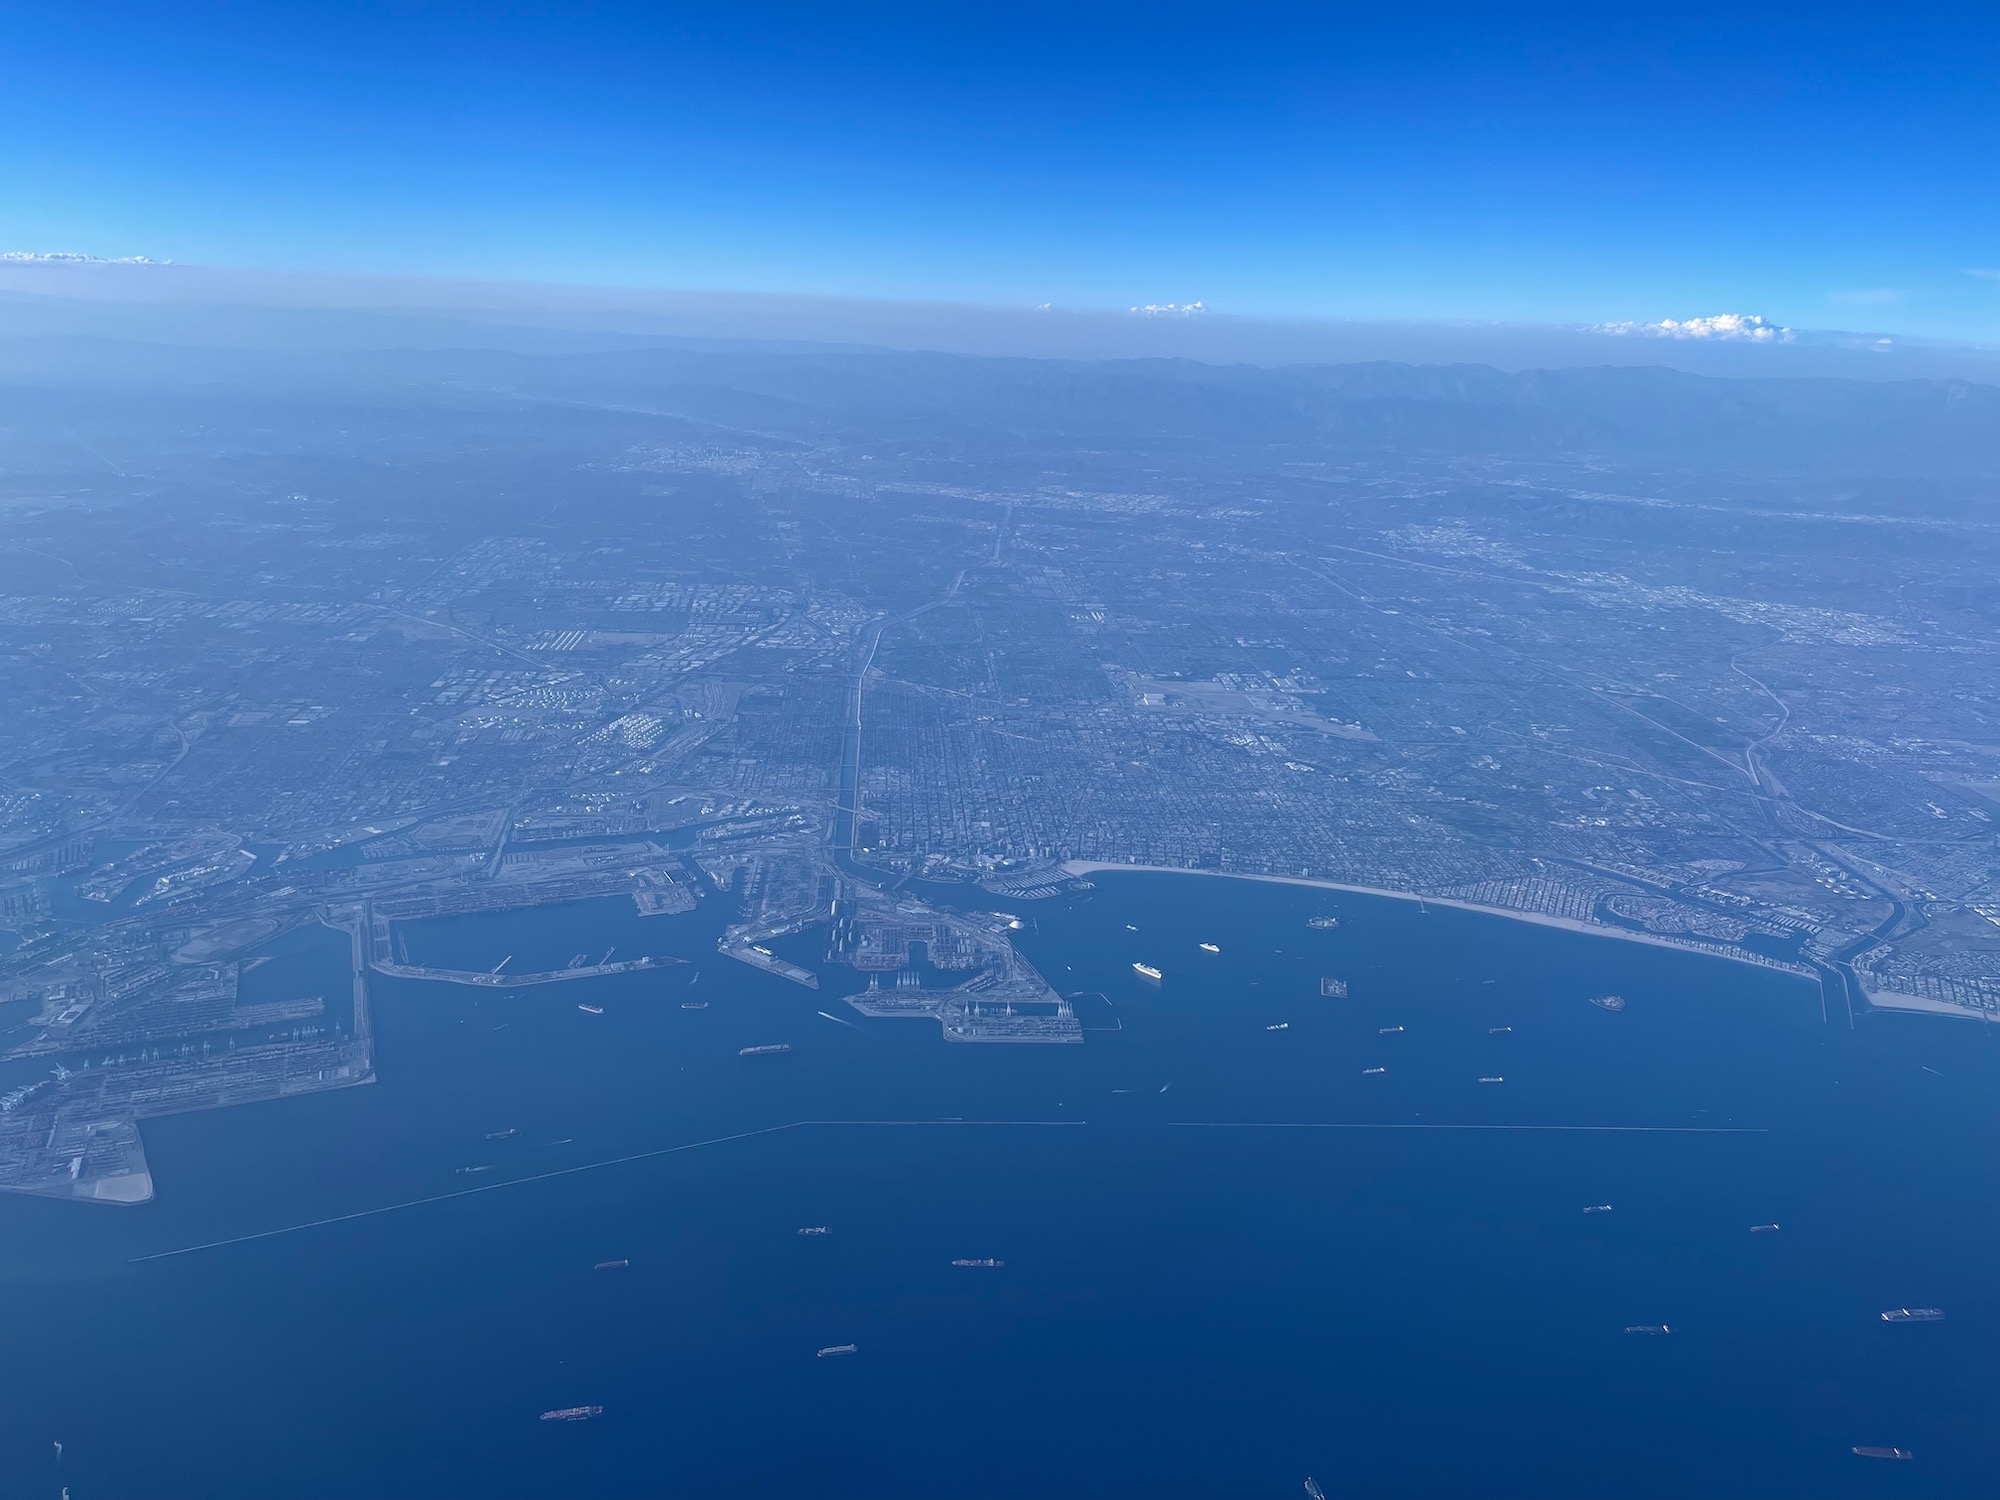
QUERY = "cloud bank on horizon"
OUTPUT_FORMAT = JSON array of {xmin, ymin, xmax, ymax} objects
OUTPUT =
[{"xmin": 1589, "ymin": 313, "xmax": 1791, "ymax": 343}]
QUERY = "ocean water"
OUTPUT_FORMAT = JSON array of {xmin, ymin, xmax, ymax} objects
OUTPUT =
[{"xmin": 1, "ymin": 873, "xmax": 1994, "ymax": 1499}]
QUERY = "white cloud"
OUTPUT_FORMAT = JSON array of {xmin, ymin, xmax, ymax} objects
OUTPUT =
[
  {"xmin": 0, "ymin": 250, "xmax": 167, "ymax": 265},
  {"xmin": 1589, "ymin": 312, "xmax": 1791, "ymax": 342},
  {"xmin": 1129, "ymin": 301, "xmax": 1205, "ymax": 318}
]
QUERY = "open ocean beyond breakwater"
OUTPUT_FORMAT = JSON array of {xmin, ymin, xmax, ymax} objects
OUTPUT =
[{"xmin": 0, "ymin": 872, "xmax": 1994, "ymax": 1499}]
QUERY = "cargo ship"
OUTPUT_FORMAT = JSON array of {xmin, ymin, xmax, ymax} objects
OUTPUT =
[
  {"xmin": 681, "ymin": 999, "xmax": 708, "ymax": 1009},
  {"xmin": 1851, "ymin": 1447, "xmax": 1913, "ymax": 1460},
  {"xmin": 1362, "ymin": 1066, "xmax": 1386, "ymax": 1076},
  {"xmin": 1583, "ymin": 1204, "xmax": 1614, "ymax": 1214},
  {"xmin": 485, "ymin": 1128, "xmax": 518, "ymax": 1140},
  {"xmin": 1487, "ymin": 1025, "xmax": 1513, "ymax": 1034},
  {"xmin": 1623, "ymin": 1324, "xmax": 1672, "ymax": 1335},
  {"xmin": 539, "ymin": 1406, "xmax": 603, "ymax": 1422},
  {"xmin": 1266, "ymin": 1022, "xmax": 1290, "ymax": 1031},
  {"xmin": 739, "ymin": 1043, "xmax": 791, "ymax": 1056},
  {"xmin": 1880, "ymin": 1308, "xmax": 1943, "ymax": 1322},
  {"xmin": 1132, "ymin": 962, "xmax": 1162, "ymax": 983},
  {"xmin": 1588, "ymin": 993, "xmax": 1627, "ymax": 1011},
  {"xmin": 798, "ymin": 1225, "xmax": 830, "ymax": 1236},
  {"xmin": 1304, "ymin": 1481, "xmax": 1328, "ymax": 1500},
  {"xmin": 577, "ymin": 1002, "xmax": 605, "ymax": 1015},
  {"xmin": 817, "ymin": 1343, "xmax": 857, "ymax": 1358},
  {"xmin": 594, "ymin": 1259, "xmax": 629, "ymax": 1271},
  {"xmin": 1319, "ymin": 977, "xmax": 1349, "ymax": 997},
  {"xmin": 1751, "ymin": 1223, "xmax": 1781, "ymax": 1233},
  {"xmin": 1378, "ymin": 1025, "xmax": 1404, "ymax": 1034},
  {"xmin": 951, "ymin": 1258, "xmax": 1004, "ymax": 1268},
  {"xmin": 1477, "ymin": 1075, "xmax": 1505, "ymax": 1084}
]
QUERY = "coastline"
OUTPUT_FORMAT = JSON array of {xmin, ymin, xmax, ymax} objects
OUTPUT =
[{"xmin": 1059, "ymin": 860, "xmax": 1816, "ymax": 982}]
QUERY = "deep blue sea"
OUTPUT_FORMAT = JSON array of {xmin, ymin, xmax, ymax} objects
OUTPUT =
[{"xmin": 2, "ymin": 873, "xmax": 1994, "ymax": 1499}]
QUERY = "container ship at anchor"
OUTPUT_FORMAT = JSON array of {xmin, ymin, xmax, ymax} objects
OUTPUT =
[{"xmin": 540, "ymin": 1406, "xmax": 604, "ymax": 1422}]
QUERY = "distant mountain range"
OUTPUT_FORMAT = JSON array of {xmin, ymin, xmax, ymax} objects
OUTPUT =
[{"xmin": 3, "ymin": 334, "xmax": 1997, "ymax": 477}]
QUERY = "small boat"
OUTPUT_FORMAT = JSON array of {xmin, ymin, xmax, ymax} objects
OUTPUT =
[
  {"xmin": 1880, "ymin": 1308, "xmax": 1943, "ymax": 1322},
  {"xmin": 817, "ymin": 1343, "xmax": 857, "ymax": 1358},
  {"xmin": 1362, "ymin": 1066, "xmax": 1386, "ymax": 1076},
  {"xmin": 1750, "ymin": 1223, "xmax": 1781, "ymax": 1233},
  {"xmin": 739, "ymin": 1043, "xmax": 791, "ymax": 1056},
  {"xmin": 1583, "ymin": 1204, "xmax": 1614, "ymax": 1214},
  {"xmin": 1624, "ymin": 1324, "xmax": 1672, "ymax": 1335},
  {"xmin": 577, "ymin": 1003, "xmax": 605, "ymax": 1015},
  {"xmin": 594, "ymin": 1258, "xmax": 629, "ymax": 1271},
  {"xmin": 797, "ymin": 1225, "xmax": 830, "ymax": 1236},
  {"xmin": 1199, "ymin": 942, "xmax": 1221, "ymax": 953},
  {"xmin": 539, "ymin": 1405, "xmax": 603, "ymax": 1422},
  {"xmin": 1588, "ymin": 993, "xmax": 1627, "ymax": 1012},
  {"xmin": 1851, "ymin": 1447, "xmax": 1913, "ymax": 1460}
]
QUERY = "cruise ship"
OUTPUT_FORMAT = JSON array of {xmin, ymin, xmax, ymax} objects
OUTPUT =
[
  {"xmin": 1880, "ymin": 1308, "xmax": 1943, "ymax": 1322},
  {"xmin": 817, "ymin": 1343, "xmax": 858, "ymax": 1358},
  {"xmin": 739, "ymin": 1043, "xmax": 791, "ymax": 1056},
  {"xmin": 1199, "ymin": 942, "xmax": 1221, "ymax": 953},
  {"xmin": 539, "ymin": 1406, "xmax": 603, "ymax": 1422},
  {"xmin": 1132, "ymin": 962, "xmax": 1163, "ymax": 983}
]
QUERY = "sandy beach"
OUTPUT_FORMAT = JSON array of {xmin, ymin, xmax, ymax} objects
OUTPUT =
[{"xmin": 1059, "ymin": 860, "xmax": 1817, "ymax": 980}]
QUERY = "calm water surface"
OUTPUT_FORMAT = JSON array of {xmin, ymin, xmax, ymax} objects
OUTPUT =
[{"xmin": 1, "ymin": 873, "xmax": 1994, "ymax": 1498}]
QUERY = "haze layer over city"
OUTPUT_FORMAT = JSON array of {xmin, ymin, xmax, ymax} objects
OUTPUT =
[{"xmin": 1, "ymin": 5, "xmax": 1995, "ymax": 1498}]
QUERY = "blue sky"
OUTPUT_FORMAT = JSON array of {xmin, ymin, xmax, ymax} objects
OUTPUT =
[{"xmin": 3, "ymin": 2, "xmax": 1995, "ymax": 341}]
